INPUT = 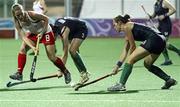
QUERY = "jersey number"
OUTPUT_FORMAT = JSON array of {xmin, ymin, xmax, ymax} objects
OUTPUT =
[{"xmin": 45, "ymin": 34, "xmax": 50, "ymax": 41}]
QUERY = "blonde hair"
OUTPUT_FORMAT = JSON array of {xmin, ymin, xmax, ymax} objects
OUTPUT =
[
  {"xmin": 11, "ymin": 3, "xmax": 24, "ymax": 18},
  {"xmin": 11, "ymin": 4, "xmax": 24, "ymax": 28}
]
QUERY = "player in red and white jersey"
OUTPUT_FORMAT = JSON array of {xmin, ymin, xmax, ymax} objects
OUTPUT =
[{"xmin": 9, "ymin": 4, "xmax": 71, "ymax": 84}]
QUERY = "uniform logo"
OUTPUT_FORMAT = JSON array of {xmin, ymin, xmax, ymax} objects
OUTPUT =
[
  {"xmin": 164, "ymin": 32, "xmax": 169, "ymax": 36},
  {"xmin": 142, "ymin": 40, "xmax": 147, "ymax": 45},
  {"xmin": 58, "ymin": 19, "xmax": 65, "ymax": 24},
  {"xmin": 81, "ymin": 33, "xmax": 85, "ymax": 39}
]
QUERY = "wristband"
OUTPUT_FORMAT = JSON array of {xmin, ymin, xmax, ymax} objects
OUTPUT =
[{"xmin": 116, "ymin": 61, "xmax": 123, "ymax": 67}]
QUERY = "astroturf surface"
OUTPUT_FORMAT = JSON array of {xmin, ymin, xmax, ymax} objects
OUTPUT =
[{"xmin": 0, "ymin": 38, "xmax": 180, "ymax": 107}]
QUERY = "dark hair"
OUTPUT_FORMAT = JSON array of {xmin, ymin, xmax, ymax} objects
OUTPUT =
[{"xmin": 114, "ymin": 14, "xmax": 130, "ymax": 23}]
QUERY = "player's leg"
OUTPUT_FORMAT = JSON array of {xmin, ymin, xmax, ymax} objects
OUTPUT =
[
  {"xmin": 107, "ymin": 46, "xmax": 150, "ymax": 91},
  {"xmin": 69, "ymin": 38, "xmax": 89, "ymax": 84},
  {"xmin": 9, "ymin": 41, "xmax": 31, "ymax": 81},
  {"xmin": 144, "ymin": 54, "xmax": 177, "ymax": 89},
  {"xmin": 161, "ymin": 42, "xmax": 180, "ymax": 66},
  {"xmin": 161, "ymin": 48, "xmax": 172, "ymax": 65},
  {"xmin": 160, "ymin": 32, "xmax": 172, "ymax": 65},
  {"xmin": 45, "ymin": 44, "xmax": 71, "ymax": 84},
  {"xmin": 42, "ymin": 31, "xmax": 71, "ymax": 84},
  {"xmin": 166, "ymin": 42, "xmax": 180, "ymax": 56}
]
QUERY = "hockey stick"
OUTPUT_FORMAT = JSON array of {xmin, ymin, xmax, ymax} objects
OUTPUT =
[
  {"xmin": 141, "ymin": 5, "xmax": 158, "ymax": 29},
  {"xmin": 74, "ymin": 68, "xmax": 122, "ymax": 91},
  {"xmin": 6, "ymin": 74, "xmax": 60, "ymax": 87},
  {"xmin": 30, "ymin": 37, "xmax": 40, "ymax": 82}
]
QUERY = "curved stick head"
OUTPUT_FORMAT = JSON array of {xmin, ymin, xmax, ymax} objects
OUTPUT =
[
  {"xmin": 6, "ymin": 81, "xmax": 12, "ymax": 87},
  {"xmin": 74, "ymin": 88, "xmax": 79, "ymax": 91}
]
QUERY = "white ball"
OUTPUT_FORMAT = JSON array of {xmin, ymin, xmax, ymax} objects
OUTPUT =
[{"xmin": 70, "ymin": 82, "xmax": 76, "ymax": 87}]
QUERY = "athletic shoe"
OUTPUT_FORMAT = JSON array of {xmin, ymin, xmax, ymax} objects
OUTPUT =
[
  {"xmin": 78, "ymin": 72, "xmax": 90, "ymax": 85},
  {"xmin": 9, "ymin": 72, "xmax": 23, "ymax": 81},
  {"xmin": 63, "ymin": 70, "xmax": 71, "ymax": 84},
  {"xmin": 107, "ymin": 83, "xmax": 126, "ymax": 91},
  {"xmin": 71, "ymin": 72, "xmax": 90, "ymax": 88},
  {"xmin": 161, "ymin": 78, "xmax": 177, "ymax": 89},
  {"xmin": 161, "ymin": 60, "xmax": 173, "ymax": 66}
]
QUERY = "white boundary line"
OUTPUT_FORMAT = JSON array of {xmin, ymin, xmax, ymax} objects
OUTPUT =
[{"xmin": 0, "ymin": 100, "xmax": 180, "ymax": 103}]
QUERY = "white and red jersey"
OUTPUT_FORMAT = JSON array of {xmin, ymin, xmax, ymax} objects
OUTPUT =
[
  {"xmin": 19, "ymin": 12, "xmax": 51, "ymax": 34},
  {"xmin": 33, "ymin": 1, "xmax": 44, "ymax": 14}
]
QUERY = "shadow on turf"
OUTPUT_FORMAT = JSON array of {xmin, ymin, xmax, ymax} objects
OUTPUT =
[
  {"xmin": 133, "ymin": 64, "xmax": 180, "ymax": 68},
  {"xmin": 69, "ymin": 90, "xmax": 139, "ymax": 95},
  {"xmin": 68, "ymin": 88, "xmax": 163, "ymax": 95},
  {"xmin": 0, "ymin": 85, "xmax": 70, "ymax": 92}
]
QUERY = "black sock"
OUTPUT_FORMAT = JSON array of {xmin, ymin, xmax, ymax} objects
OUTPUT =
[
  {"xmin": 148, "ymin": 65, "xmax": 170, "ymax": 81},
  {"xmin": 167, "ymin": 44, "xmax": 179, "ymax": 54},
  {"xmin": 162, "ymin": 48, "xmax": 170, "ymax": 61}
]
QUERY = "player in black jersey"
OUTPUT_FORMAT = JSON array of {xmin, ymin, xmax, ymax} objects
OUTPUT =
[
  {"xmin": 52, "ymin": 17, "xmax": 90, "ymax": 85},
  {"xmin": 107, "ymin": 14, "xmax": 177, "ymax": 91},
  {"xmin": 149, "ymin": 0, "xmax": 180, "ymax": 65}
]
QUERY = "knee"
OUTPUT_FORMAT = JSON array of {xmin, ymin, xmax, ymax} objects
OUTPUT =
[
  {"xmin": 144, "ymin": 61, "xmax": 152, "ymax": 70},
  {"xmin": 47, "ymin": 54, "xmax": 56, "ymax": 62},
  {"xmin": 127, "ymin": 57, "xmax": 136, "ymax": 64},
  {"xmin": 19, "ymin": 47, "xmax": 29, "ymax": 54},
  {"xmin": 69, "ymin": 49, "xmax": 76, "ymax": 56}
]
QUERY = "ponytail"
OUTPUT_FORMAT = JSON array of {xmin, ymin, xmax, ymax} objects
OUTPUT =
[{"xmin": 114, "ymin": 14, "xmax": 130, "ymax": 23}]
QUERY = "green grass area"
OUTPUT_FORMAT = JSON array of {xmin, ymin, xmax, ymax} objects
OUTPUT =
[{"xmin": 0, "ymin": 38, "xmax": 180, "ymax": 107}]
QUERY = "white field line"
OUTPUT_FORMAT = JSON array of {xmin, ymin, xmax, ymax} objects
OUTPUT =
[{"xmin": 0, "ymin": 99, "xmax": 180, "ymax": 103}]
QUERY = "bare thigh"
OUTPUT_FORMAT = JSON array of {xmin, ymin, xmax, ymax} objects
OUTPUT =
[
  {"xmin": 19, "ymin": 41, "xmax": 32, "ymax": 54},
  {"xmin": 144, "ymin": 54, "xmax": 160, "ymax": 66},
  {"xmin": 127, "ymin": 46, "xmax": 150, "ymax": 64},
  {"xmin": 69, "ymin": 38, "xmax": 83, "ymax": 55},
  {"xmin": 45, "ymin": 44, "xmax": 56, "ymax": 62}
]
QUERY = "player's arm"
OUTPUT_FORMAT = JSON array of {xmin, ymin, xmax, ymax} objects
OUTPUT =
[
  {"xmin": 149, "ymin": 4, "xmax": 157, "ymax": 19},
  {"xmin": 112, "ymin": 23, "xmax": 135, "ymax": 75},
  {"xmin": 158, "ymin": 0, "xmax": 176, "ymax": 20},
  {"xmin": 149, "ymin": 12, "xmax": 156, "ymax": 19},
  {"xmin": 119, "ymin": 39, "xmax": 130, "ymax": 63},
  {"xmin": 14, "ymin": 18, "xmax": 24, "ymax": 38},
  {"xmin": 61, "ymin": 26, "xmax": 70, "ymax": 64},
  {"xmin": 163, "ymin": 0, "xmax": 176, "ymax": 16},
  {"xmin": 112, "ymin": 37, "xmax": 130, "ymax": 75},
  {"xmin": 112, "ymin": 29, "xmax": 130, "ymax": 75},
  {"xmin": 14, "ymin": 18, "xmax": 35, "ymax": 49},
  {"xmin": 125, "ymin": 24, "xmax": 136, "ymax": 55},
  {"xmin": 40, "ymin": 0, "xmax": 48, "ymax": 14},
  {"xmin": 28, "ymin": 11, "xmax": 48, "ymax": 36}
]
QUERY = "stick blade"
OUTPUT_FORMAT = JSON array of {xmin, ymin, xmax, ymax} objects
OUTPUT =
[
  {"xmin": 74, "ymin": 87, "xmax": 79, "ymax": 91},
  {"xmin": 74, "ymin": 84, "xmax": 83, "ymax": 91},
  {"xmin": 73, "ymin": 69, "xmax": 123, "ymax": 91},
  {"xmin": 6, "ymin": 81, "xmax": 12, "ymax": 87}
]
